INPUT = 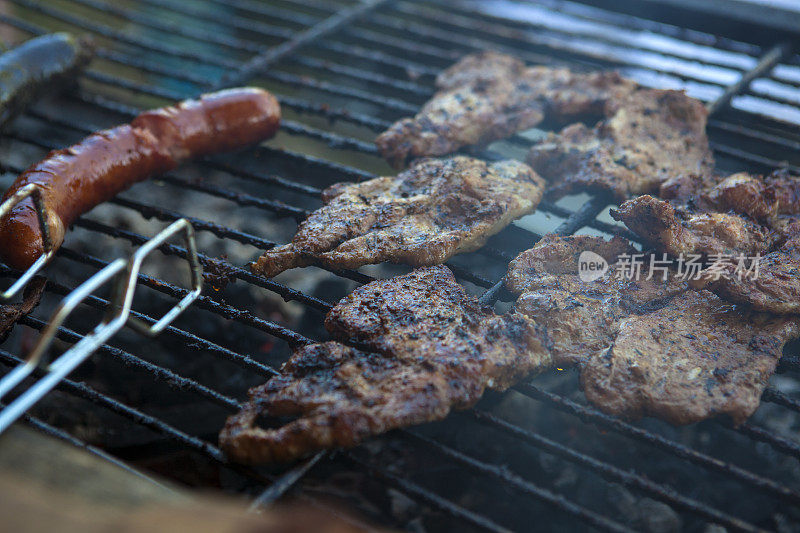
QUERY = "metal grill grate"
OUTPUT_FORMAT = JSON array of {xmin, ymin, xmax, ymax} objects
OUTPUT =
[{"xmin": 1, "ymin": 1, "xmax": 800, "ymax": 531}]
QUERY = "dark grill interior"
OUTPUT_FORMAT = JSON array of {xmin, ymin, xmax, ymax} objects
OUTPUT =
[{"xmin": 1, "ymin": 1, "xmax": 800, "ymax": 531}]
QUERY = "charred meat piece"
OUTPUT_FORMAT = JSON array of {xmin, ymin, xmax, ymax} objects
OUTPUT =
[
  {"xmin": 699, "ymin": 216, "xmax": 800, "ymax": 315},
  {"xmin": 706, "ymin": 171, "xmax": 800, "ymax": 220},
  {"xmin": 252, "ymin": 157, "xmax": 545, "ymax": 278},
  {"xmin": 0, "ymin": 277, "xmax": 46, "ymax": 343},
  {"xmin": 505, "ymin": 235, "xmax": 800, "ymax": 425},
  {"xmin": 527, "ymin": 88, "xmax": 713, "ymax": 200},
  {"xmin": 221, "ymin": 266, "xmax": 550, "ymax": 464},
  {"xmin": 613, "ymin": 171, "xmax": 800, "ymax": 314},
  {"xmin": 611, "ymin": 194, "xmax": 778, "ymax": 257},
  {"xmin": 324, "ymin": 265, "xmax": 549, "ymax": 390},
  {"xmin": 706, "ymin": 237, "xmax": 800, "ymax": 315},
  {"xmin": 376, "ymin": 51, "xmax": 635, "ymax": 167}
]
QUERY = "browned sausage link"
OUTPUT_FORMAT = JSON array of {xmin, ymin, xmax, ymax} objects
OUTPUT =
[{"xmin": 0, "ymin": 87, "xmax": 281, "ymax": 270}]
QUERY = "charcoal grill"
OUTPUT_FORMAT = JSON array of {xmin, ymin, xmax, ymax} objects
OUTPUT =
[{"xmin": 1, "ymin": 0, "xmax": 800, "ymax": 531}]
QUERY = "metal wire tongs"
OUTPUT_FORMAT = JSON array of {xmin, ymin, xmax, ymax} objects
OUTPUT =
[
  {"xmin": 0, "ymin": 183, "xmax": 55, "ymax": 300},
  {"xmin": 0, "ymin": 213, "xmax": 203, "ymax": 434}
]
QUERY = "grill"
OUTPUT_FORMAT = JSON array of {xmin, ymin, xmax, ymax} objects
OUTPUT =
[{"xmin": 1, "ymin": 0, "xmax": 800, "ymax": 531}]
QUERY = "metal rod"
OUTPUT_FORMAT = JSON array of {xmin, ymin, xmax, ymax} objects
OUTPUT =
[
  {"xmin": 58, "ymin": 243, "xmax": 319, "ymax": 344},
  {"xmin": 342, "ymin": 452, "xmax": 513, "ymax": 533},
  {"xmin": 470, "ymin": 411, "xmax": 759, "ymax": 532},
  {"xmin": 17, "ymin": 408, "xmax": 175, "ymax": 491},
  {"xmin": 7, "ymin": 0, "xmax": 238, "ymax": 69},
  {"xmin": 249, "ymin": 452, "xmax": 326, "ymax": 510},
  {"xmin": 0, "ymin": 184, "xmax": 54, "ymax": 300},
  {"xmin": 402, "ymin": 431, "xmax": 637, "ymax": 533},
  {"xmin": 21, "ymin": 272, "xmax": 278, "ymax": 378},
  {"xmin": 479, "ymin": 195, "xmax": 610, "ymax": 305},
  {"xmin": 0, "ymin": 220, "xmax": 203, "ymax": 434},
  {"xmin": 0, "ymin": 349, "xmax": 226, "ymax": 460},
  {"xmin": 213, "ymin": 0, "xmax": 391, "ymax": 89},
  {"xmin": 516, "ymin": 383, "xmax": 800, "ymax": 506},
  {"xmin": 707, "ymin": 42, "xmax": 793, "ymax": 115},
  {"xmin": 16, "ymin": 314, "xmax": 242, "ymax": 409}
]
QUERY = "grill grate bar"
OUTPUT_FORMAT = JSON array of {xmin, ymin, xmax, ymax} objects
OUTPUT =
[
  {"xmin": 711, "ymin": 141, "xmax": 800, "ymax": 174},
  {"xmin": 260, "ymin": 69, "xmax": 418, "ymax": 113},
  {"xmin": 58, "ymin": 243, "xmax": 318, "ymax": 344},
  {"xmin": 308, "ymin": 39, "xmax": 440, "ymax": 76},
  {"xmin": 0, "ymin": 349, "xmax": 227, "ymax": 462},
  {"xmin": 152, "ymin": 0, "xmax": 321, "ymax": 31},
  {"xmin": 762, "ymin": 387, "xmax": 800, "ymax": 412},
  {"xmin": 7, "ymin": 0, "xmax": 238, "ymax": 70},
  {"xmin": 734, "ymin": 423, "xmax": 800, "ymax": 460},
  {"xmin": 15, "ymin": 315, "xmax": 241, "ymax": 410},
  {"xmin": 517, "ymin": 384, "xmax": 800, "ymax": 507},
  {"xmin": 290, "ymin": 55, "xmax": 433, "ymax": 97},
  {"xmin": 400, "ymin": 431, "xmax": 637, "ymax": 533},
  {"xmin": 250, "ymin": 453, "xmax": 326, "ymax": 509},
  {"xmin": 707, "ymin": 42, "xmax": 793, "ymax": 115},
  {"xmin": 442, "ymin": 0, "xmax": 761, "ymax": 57},
  {"xmin": 471, "ymin": 410, "xmax": 760, "ymax": 533},
  {"xmin": 64, "ymin": 0, "xmax": 277, "ymax": 53},
  {"xmin": 537, "ymin": 200, "xmax": 637, "ymax": 241},
  {"xmin": 341, "ymin": 452, "xmax": 514, "ymax": 533},
  {"xmin": 479, "ymin": 195, "xmax": 611, "ymax": 305},
  {"xmin": 357, "ymin": 11, "xmax": 733, "ymax": 88},
  {"xmin": 11, "ymin": 270, "xmax": 278, "ymax": 377},
  {"xmin": 15, "ymin": 409, "xmax": 172, "ymax": 490},
  {"xmin": 213, "ymin": 0, "xmax": 389, "ymax": 89},
  {"xmin": 204, "ymin": 0, "xmax": 328, "ymax": 26}
]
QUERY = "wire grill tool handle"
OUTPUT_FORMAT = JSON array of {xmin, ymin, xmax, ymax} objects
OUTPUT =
[
  {"xmin": 0, "ymin": 218, "xmax": 203, "ymax": 434},
  {"xmin": 0, "ymin": 183, "xmax": 54, "ymax": 300}
]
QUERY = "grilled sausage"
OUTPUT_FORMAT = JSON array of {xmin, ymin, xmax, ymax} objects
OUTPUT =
[
  {"xmin": 0, "ymin": 88, "xmax": 281, "ymax": 270},
  {"xmin": 0, "ymin": 32, "xmax": 93, "ymax": 131}
]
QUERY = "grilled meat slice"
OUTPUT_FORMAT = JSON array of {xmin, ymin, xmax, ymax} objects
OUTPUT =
[
  {"xmin": 706, "ymin": 171, "xmax": 800, "ymax": 220},
  {"xmin": 252, "ymin": 157, "xmax": 545, "ymax": 278},
  {"xmin": 705, "ymin": 236, "xmax": 800, "ymax": 315},
  {"xmin": 613, "ymin": 172, "xmax": 800, "ymax": 314},
  {"xmin": 324, "ymin": 265, "xmax": 550, "ymax": 390},
  {"xmin": 505, "ymin": 234, "xmax": 678, "ymax": 368},
  {"xmin": 221, "ymin": 266, "xmax": 550, "ymax": 464},
  {"xmin": 376, "ymin": 51, "xmax": 636, "ymax": 167},
  {"xmin": 220, "ymin": 342, "xmax": 457, "ymax": 464},
  {"xmin": 611, "ymin": 194, "xmax": 778, "ymax": 257},
  {"xmin": 0, "ymin": 277, "xmax": 45, "ymax": 342},
  {"xmin": 527, "ymin": 89, "xmax": 713, "ymax": 200},
  {"xmin": 580, "ymin": 288, "xmax": 799, "ymax": 425},
  {"xmin": 505, "ymin": 235, "xmax": 800, "ymax": 425}
]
